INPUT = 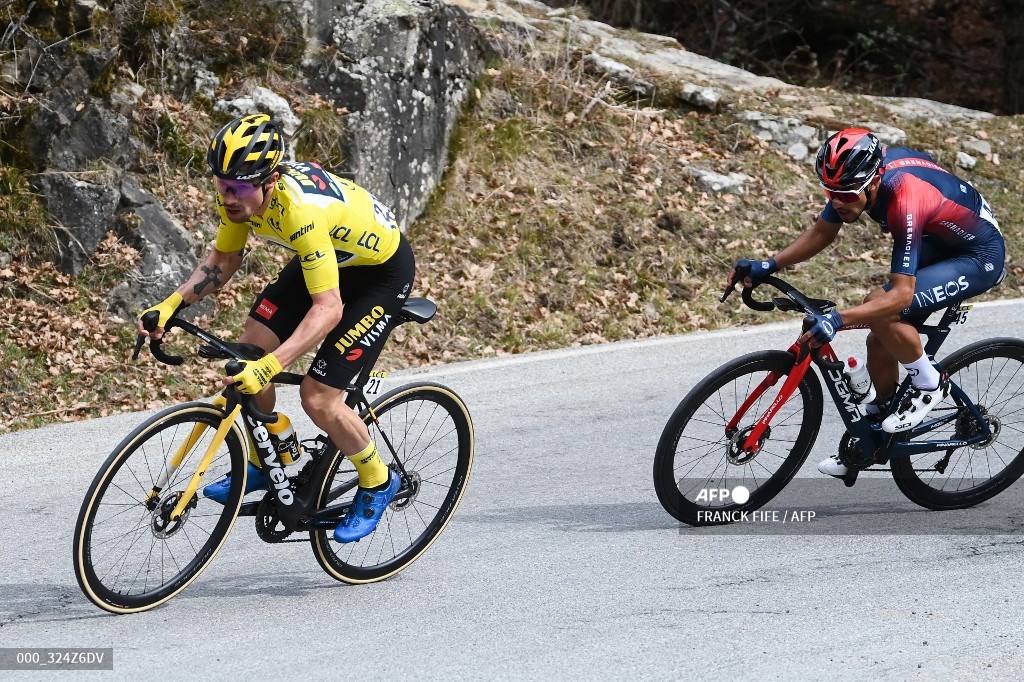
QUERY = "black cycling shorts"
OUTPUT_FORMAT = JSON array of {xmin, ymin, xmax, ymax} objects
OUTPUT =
[{"xmin": 248, "ymin": 234, "xmax": 416, "ymax": 389}]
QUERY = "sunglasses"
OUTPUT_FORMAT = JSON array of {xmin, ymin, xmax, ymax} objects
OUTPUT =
[
  {"xmin": 820, "ymin": 173, "xmax": 876, "ymax": 204},
  {"xmin": 214, "ymin": 177, "xmax": 263, "ymax": 198}
]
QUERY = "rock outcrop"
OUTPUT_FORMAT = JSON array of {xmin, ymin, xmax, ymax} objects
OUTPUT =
[
  {"xmin": 301, "ymin": 0, "xmax": 492, "ymax": 226},
  {"xmin": 8, "ymin": 0, "xmax": 999, "ymax": 319},
  {"xmin": 12, "ymin": 0, "xmax": 490, "ymax": 316}
]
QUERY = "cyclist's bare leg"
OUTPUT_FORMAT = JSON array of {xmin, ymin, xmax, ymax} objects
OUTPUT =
[
  {"xmin": 299, "ymin": 377, "xmax": 370, "ymax": 456},
  {"xmin": 863, "ymin": 288, "xmax": 919, "ymax": 400},
  {"xmin": 238, "ymin": 317, "xmax": 282, "ymax": 414},
  {"xmin": 865, "ymin": 331, "xmax": 898, "ymax": 399},
  {"xmin": 868, "ymin": 318, "xmax": 924, "ymax": 394}
]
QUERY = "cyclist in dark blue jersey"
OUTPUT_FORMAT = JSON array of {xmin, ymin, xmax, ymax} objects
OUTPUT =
[{"xmin": 729, "ymin": 128, "xmax": 1006, "ymax": 477}]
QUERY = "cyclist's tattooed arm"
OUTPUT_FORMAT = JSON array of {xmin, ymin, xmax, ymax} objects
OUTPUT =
[
  {"xmin": 177, "ymin": 248, "xmax": 245, "ymax": 305},
  {"xmin": 193, "ymin": 264, "xmax": 224, "ymax": 295}
]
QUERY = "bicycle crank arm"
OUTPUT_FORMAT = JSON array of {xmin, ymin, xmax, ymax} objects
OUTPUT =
[{"xmin": 237, "ymin": 500, "xmax": 260, "ymax": 517}]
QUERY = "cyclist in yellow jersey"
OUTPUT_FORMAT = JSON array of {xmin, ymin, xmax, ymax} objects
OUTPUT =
[{"xmin": 136, "ymin": 114, "xmax": 415, "ymax": 543}]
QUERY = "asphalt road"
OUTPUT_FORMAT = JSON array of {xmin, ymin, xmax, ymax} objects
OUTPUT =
[{"xmin": 2, "ymin": 299, "xmax": 1023, "ymax": 679}]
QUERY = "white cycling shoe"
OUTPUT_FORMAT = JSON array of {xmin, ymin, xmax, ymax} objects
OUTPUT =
[
  {"xmin": 881, "ymin": 380, "xmax": 949, "ymax": 433},
  {"xmin": 817, "ymin": 454, "xmax": 849, "ymax": 477}
]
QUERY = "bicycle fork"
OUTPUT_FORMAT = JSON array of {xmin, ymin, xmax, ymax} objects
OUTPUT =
[
  {"xmin": 144, "ymin": 403, "xmax": 243, "ymax": 520},
  {"xmin": 726, "ymin": 346, "xmax": 816, "ymax": 454}
]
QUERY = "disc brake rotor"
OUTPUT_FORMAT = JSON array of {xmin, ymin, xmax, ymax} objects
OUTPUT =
[
  {"xmin": 391, "ymin": 472, "xmax": 420, "ymax": 511},
  {"xmin": 151, "ymin": 491, "xmax": 196, "ymax": 539},
  {"xmin": 727, "ymin": 425, "xmax": 770, "ymax": 465}
]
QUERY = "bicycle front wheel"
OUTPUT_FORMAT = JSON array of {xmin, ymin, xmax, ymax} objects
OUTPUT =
[
  {"xmin": 654, "ymin": 350, "xmax": 823, "ymax": 525},
  {"xmin": 891, "ymin": 338, "xmax": 1024, "ymax": 510},
  {"xmin": 73, "ymin": 402, "xmax": 248, "ymax": 613},
  {"xmin": 311, "ymin": 382, "xmax": 474, "ymax": 583}
]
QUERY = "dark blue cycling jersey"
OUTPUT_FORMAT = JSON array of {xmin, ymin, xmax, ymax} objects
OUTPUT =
[
  {"xmin": 821, "ymin": 146, "xmax": 1005, "ymax": 318},
  {"xmin": 821, "ymin": 147, "xmax": 1002, "ymax": 276}
]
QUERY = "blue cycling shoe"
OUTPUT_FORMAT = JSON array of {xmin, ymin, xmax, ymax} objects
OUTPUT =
[
  {"xmin": 333, "ymin": 471, "xmax": 401, "ymax": 543},
  {"xmin": 202, "ymin": 462, "xmax": 267, "ymax": 504}
]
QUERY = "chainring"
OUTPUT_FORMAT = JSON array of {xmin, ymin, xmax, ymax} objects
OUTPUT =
[
  {"xmin": 838, "ymin": 431, "xmax": 878, "ymax": 470},
  {"xmin": 254, "ymin": 495, "xmax": 293, "ymax": 543}
]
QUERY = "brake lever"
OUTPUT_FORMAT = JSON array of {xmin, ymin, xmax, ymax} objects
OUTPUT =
[
  {"xmin": 132, "ymin": 333, "xmax": 146, "ymax": 360},
  {"xmin": 720, "ymin": 282, "xmax": 736, "ymax": 303},
  {"xmin": 133, "ymin": 311, "xmax": 185, "ymax": 365},
  {"xmin": 224, "ymin": 360, "xmax": 278, "ymax": 424},
  {"xmin": 721, "ymin": 268, "xmax": 747, "ymax": 303},
  {"xmin": 132, "ymin": 310, "xmax": 161, "ymax": 361}
]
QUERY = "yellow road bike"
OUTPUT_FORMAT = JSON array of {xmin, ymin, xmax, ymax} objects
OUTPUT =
[{"xmin": 73, "ymin": 298, "xmax": 474, "ymax": 613}]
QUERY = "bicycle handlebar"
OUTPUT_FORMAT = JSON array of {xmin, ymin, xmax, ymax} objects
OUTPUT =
[
  {"xmin": 722, "ymin": 274, "xmax": 836, "ymax": 318},
  {"xmin": 133, "ymin": 314, "xmax": 278, "ymax": 424}
]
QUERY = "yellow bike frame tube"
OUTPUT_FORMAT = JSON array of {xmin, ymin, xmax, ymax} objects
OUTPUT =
[
  {"xmin": 170, "ymin": 403, "xmax": 242, "ymax": 520},
  {"xmin": 146, "ymin": 396, "xmax": 230, "ymax": 504}
]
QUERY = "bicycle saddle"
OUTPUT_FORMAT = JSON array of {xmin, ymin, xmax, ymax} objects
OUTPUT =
[{"xmin": 400, "ymin": 297, "xmax": 436, "ymax": 324}]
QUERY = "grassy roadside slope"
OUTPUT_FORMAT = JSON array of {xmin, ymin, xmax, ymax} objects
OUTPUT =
[{"xmin": 2, "ymin": 17, "xmax": 1024, "ymax": 432}]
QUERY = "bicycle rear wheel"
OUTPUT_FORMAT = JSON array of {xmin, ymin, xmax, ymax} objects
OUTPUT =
[
  {"xmin": 311, "ymin": 382, "xmax": 474, "ymax": 582},
  {"xmin": 654, "ymin": 350, "xmax": 823, "ymax": 525},
  {"xmin": 891, "ymin": 338, "xmax": 1024, "ymax": 510},
  {"xmin": 73, "ymin": 403, "xmax": 247, "ymax": 613}
]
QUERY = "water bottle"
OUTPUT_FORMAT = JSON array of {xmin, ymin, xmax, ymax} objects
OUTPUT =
[
  {"xmin": 266, "ymin": 412, "xmax": 301, "ymax": 465},
  {"xmin": 846, "ymin": 357, "xmax": 876, "ymax": 405}
]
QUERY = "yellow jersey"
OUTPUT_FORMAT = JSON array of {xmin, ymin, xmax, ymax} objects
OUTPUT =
[{"xmin": 214, "ymin": 161, "xmax": 401, "ymax": 294}]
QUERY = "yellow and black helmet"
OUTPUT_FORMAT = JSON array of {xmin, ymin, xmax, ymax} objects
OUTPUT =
[{"xmin": 207, "ymin": 113, "xmax": 285, "ymax": 182}]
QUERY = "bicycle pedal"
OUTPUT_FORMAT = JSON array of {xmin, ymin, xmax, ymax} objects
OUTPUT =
[{"xmin": 840, "ymin": 470, "xmax": 859, "ymax": 487}]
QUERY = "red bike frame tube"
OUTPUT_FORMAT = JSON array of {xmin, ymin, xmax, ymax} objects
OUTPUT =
[
  {"xmin": 738, "ymin": 342, "xmax": 821, "ymax": 453},
  {"xmin": 726, "ymin": 371, "xmax": 783, "ymax": 432}
]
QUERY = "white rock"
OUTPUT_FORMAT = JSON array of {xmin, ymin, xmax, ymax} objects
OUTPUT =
[
  {"xmin": 683, "ymin": 167, "xmax": 752, "ymax": 194},
  {"xmin": 956, "ymin": 151, "xmax": 977, "ymax": 169},
  {"xmin": 962, "ymin": 137, "xmax": 992, "ymax": 156},
  {"xmin": 193, "ymin": 68, "xmax": 219, "ymax": 101},
  {"xmin": 583, "ymin": 53, "xmax": 635, "ymax": 80},
  {"xmin": 677, "ymin": 83, "xmax": 722, "ymax": 110},
  {"xmin": 861, "ymin": 122, "xmax": 907, "ymax": 146},
  {"xmin": 786, "ymin": 142, "xmax": 808, "ymax": 162},
  {"xmin": 215, "ymin": 87, "xmax": 301, "ymax": 138},
  {"xmin": 215, "ymin": 97, "xmax": 256, "ymax": 117}
]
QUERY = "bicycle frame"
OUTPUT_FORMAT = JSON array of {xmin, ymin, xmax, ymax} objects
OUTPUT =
[
  {"xmin": 137, "ymin": 315, "xmax": 417, "ymax": 532},
  {"xmin": 731, "ymin": 298, "xmax": 992, "ymax": 463}
]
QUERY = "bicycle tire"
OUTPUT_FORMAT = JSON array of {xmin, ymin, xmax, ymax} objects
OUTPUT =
[
  {"xmin": 73, "ymin": 402, "xmax": 248, "ymax": 613},
  {"xmin": 310, "ymin": 382, "xmax": 474, "ymax": 583},
  {"xmin": 654, "ymin": 350, "xmax": 823, "ymax": 525},
  {"xmin": 891, "ymin": 338, "xmax": 1024, "ymax": 510}
]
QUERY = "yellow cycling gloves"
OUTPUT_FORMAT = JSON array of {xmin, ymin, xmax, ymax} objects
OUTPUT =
[
  {"xmin": 232, "ymin": 353, "xmax": 283, "ymax": 395},
  {"xmin": 141, "ymin": 291, "xmax": 185, "ymax": 330}
]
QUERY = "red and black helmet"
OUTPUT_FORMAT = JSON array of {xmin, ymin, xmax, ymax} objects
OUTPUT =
[{"xmin": 815, "ymin": 128, "xmax": 883, "ymax": 190}]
